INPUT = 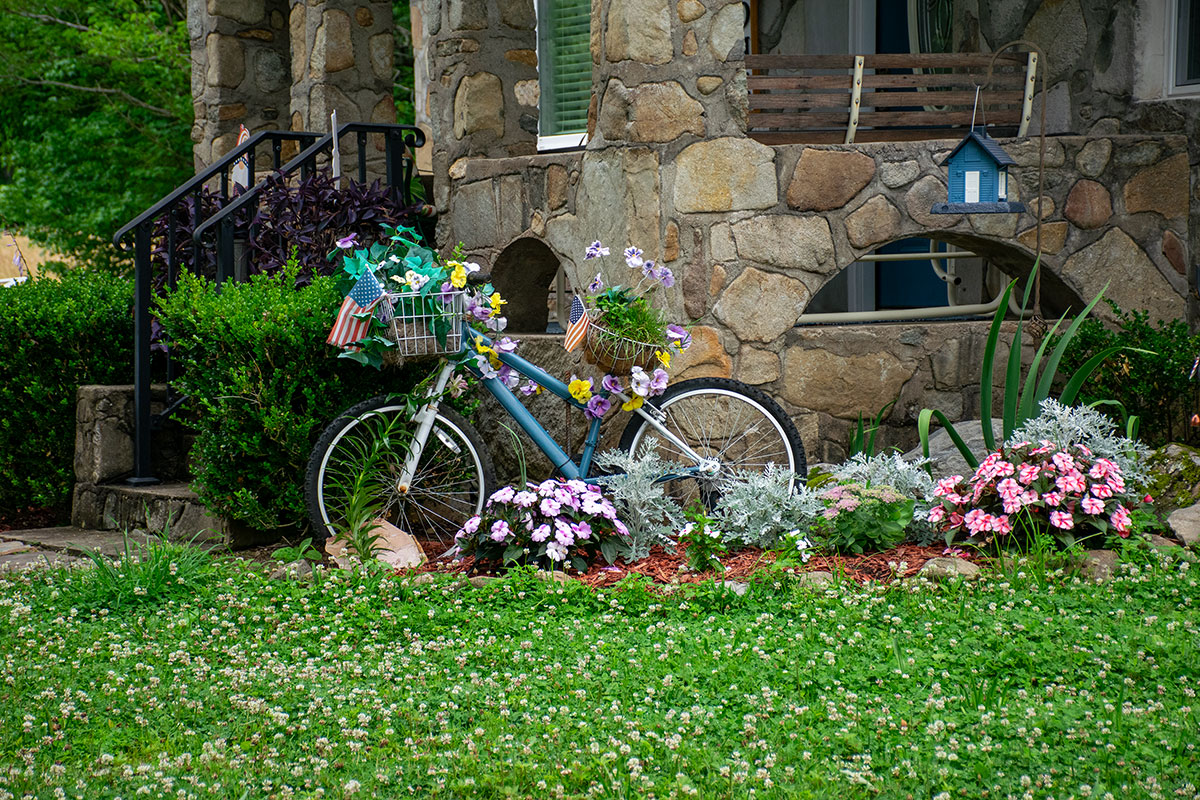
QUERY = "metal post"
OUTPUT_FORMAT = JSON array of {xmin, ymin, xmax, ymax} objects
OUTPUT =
[
  {"xmin": 357, "ymin": 130, "xmax": 367, "ymax": 183},
  {"xmin": 217, "ymin": 218, "xmax": 234, "ymax": 285},
  {"xmin": 128, "ymin": 222, "xmax": 159, "ymax": 485}
]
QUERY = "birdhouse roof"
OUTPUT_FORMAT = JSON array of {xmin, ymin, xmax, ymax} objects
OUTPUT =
[{"xmin": 940, "ymin": 128, "xmax": 1017, "ymax": 167}]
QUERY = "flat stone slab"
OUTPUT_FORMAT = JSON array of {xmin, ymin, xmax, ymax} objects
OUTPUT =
[
  {"xmin": 0, "ymin": 551, "xmax": 81, "ymax": 570},
  {"xmin": 0, "ymin": 527, "xmax": 159, "ymax": 558}
]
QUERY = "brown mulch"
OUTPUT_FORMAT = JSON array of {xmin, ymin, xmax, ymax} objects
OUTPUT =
[
  {"xmin": 0, "ymin": 506, "xmax": 59, "ymax": 534},
  {"xmin": 401, "ymin": 537, "xmax": 982, "ymax": 587}
]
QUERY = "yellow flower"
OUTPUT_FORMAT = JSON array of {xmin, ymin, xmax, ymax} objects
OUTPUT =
[
  {"xmin": 656, "ymin": 349, "xmax": 671, "ymax": 368},
  {"xmin": 449, "ymin": 264, "xmax": 467, "ymax": 289},
  {"xmin": 568, "ymin": 376, "xmax": 593, "ymax": 403},
  {"xmin": 474, "ymin": 337, "xmax": 500, "ymax": 368},
  {"xmin": 489, "ymin": 292, "xmax": 507, "ymax": 315},
  {"xmin": 621, "ymin": 395, "xmax": 644, "ymax": 412}
]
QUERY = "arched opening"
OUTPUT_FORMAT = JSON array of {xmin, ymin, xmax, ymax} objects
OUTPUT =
[
  {"xmin": 490, "ymin": 237, "xmax": 564, "ymax": 334},
  {"xmin": 802, "ymin": 232, "xmax": 1081, "ymax": 322}
]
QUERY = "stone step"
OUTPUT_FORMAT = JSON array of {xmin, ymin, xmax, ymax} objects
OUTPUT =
[
  {"xmin": 0, "ymin": 527, "xmax": 160, "ymax": 559},
  {"xmin": 71, "ymin": 482, "xmax": 237, "ymax": 548}
]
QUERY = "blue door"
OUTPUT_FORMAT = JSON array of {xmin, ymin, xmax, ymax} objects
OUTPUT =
[{"xmin": 875, "ymin": 239, "xmax": 949, "ymax": 309}]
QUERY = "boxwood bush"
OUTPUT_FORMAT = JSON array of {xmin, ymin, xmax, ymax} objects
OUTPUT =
[
  {"xmin": 157, "ymin": 267, "xmax": 419, "ymax": 531},
  {"xmin": 0, "ymin": 269, "xmax": 132, "ymax": 513}
]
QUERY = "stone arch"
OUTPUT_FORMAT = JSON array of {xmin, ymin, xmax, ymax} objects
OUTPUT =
[{"xmin": 490, "ymin": 237, "xmax": 564, "ymax": 333}]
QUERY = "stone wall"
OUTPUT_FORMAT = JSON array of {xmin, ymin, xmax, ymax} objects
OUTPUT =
[{"xmin": 190, "ymin": 0, "xmax": 395, "ymax": 170}]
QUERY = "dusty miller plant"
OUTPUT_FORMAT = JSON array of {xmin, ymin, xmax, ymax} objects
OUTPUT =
[
  {"xmin": 832, "ymin": 452, "xmax": 940, "ymax": 545},
  {"xmin": 713, "ymin": 466, "xmax": 823, "ymax": 548},
  {"xmin": 595, "ymin": 443, "xmax": 684, "ymax": 560},
  {"xmin": 1006, "ymin": 399, "xmax": 1151, "ymax": 491}
]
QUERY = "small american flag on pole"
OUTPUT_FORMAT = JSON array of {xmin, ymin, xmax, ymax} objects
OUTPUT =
[
  {"xmin": 563, "ymin": 294, "xmax": 590, "ymax": 352},
  {"xmin": 327, "ymin": 270, "xmax": 385, "ymax": 348}
]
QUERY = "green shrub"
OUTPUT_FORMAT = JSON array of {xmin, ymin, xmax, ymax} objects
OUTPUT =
[
  {"xmin": 157, "ymin": 268, "xmax": 418, "ymax": 531},
  {"xmin": 1055, "ymin": 301, "xmax": 1199, "ymax": 446},
  {"xmin": 0, "ymin": 269, "xmax": 132, "ymax": 513}
]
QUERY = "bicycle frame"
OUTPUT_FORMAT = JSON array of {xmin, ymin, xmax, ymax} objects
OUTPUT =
[{"xmin": 395, "ymin": 326, "xmax": 713, "ymax": 493}]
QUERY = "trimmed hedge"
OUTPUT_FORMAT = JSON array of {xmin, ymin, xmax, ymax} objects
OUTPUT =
[
  {"xmin": 0, "ymin": 270, "xmax": 132, "ymax": 513},
  {"xmin": 157, "ymin": 268, "xmax": 418, "ymax": 531}
]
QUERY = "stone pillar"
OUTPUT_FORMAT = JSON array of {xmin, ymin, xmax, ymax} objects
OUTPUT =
[
  {"xmin": 189, "ymin": 0, "xmax": 292, "ymax": 168},
  {"xmin": 420, "ymin": 0, "xmax": 538, "ymax": 210}
]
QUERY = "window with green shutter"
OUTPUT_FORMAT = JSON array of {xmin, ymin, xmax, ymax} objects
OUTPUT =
[{"xmin": 536, "ymin": 0, "xmax": 591, "ymax": 149}]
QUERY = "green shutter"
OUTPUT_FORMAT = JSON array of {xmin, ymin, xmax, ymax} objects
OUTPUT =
[{"xmin": 538, "ymin": 0, "xmax": 592, "ymax": 137}]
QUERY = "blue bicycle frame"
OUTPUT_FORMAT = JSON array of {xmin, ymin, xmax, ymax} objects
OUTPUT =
[{"xmin": 394, "ymin": 324, "xmax": 712, "ymax": 492}]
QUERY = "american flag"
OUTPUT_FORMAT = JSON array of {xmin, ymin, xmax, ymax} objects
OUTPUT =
[
  {"xmin": 327, "ymin": 270, "xmax": 385, "ymax": 348},
  {"xmin": 563, "ymin": 294, "xmax": 590, "ymax": 352}
]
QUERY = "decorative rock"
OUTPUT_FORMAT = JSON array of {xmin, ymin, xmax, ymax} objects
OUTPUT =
[
  {"xmin": 1016, "ymin": 221, "xmax": 1068, "ymax": 254},
  {"xmin": 0, "ymin": 541, "xmax": 31, "ymax": 556},
  {"xmin": 709, "ymin": 1, "xmax": 743, "ymax": 61},
  {"xmin": 1124, "ymin": 154, "xmax": 1189, "ymax": 219},
  {"xmin": 844, "ymin": 196, "xmax": 900, "ymax": 249},
  {"xmin": 208, "ymin": 0, "xmax": 264, "ymax": 25},
  {"xmin": 514, "ymin": 79, "xmax": 539, "ymax": 107},
  {"xmin": 454, "ymin": 72, "xmax": 505, "ymax": 139},
  {"xmin": 534, "ymin": 569, "xmax": 570, "ymax": 583},
  {"xmin": 1075, "ymin": 138, "xmax": 1112, "ymax": 178},
  {"xmin": 902, "ymin": 419, "xmax": 1003, "ymax": 480},
  {"xmin": 696, "ymin": 75, "xmax": 723, "ymax": 94},
  {"xmin": 1029, "ymin": 195, "xmax": 1055, "ymax": 219},
  {"xmin": 682, "ymin": 29, "xmax": 698, "ymax": 56},
  {"xmin": 270, "ymin": 559, "xmax": 313, "ymax": 580},
  {"xmin": 369, "ymin": 33, "xmax": 394, "ymax": 80},
  {"xmin": 904, "ymin": 175, "xmax": 957, "ymax": 227},
  {"xmin": 449, "ymin": 0, "xmax": 487, "ymax": 30},
  {"xmin": 469, "ymin": 575, "xmax": 498, "ymax": 588},
  {"xmin": 970, "ymin": 212, "xmax": 1018, "ymax": 239},
  {"xmin": 709, "ymin": 262, "xmax": 726, "ymax": 295},
  {"xmin": 780, "ymin": 348, "xmax": 915, "ymax": 418},
  {"xmin": 1114, "ymin": 141, "xmax": 1162, "ymax": 167},
  {"xmin": 1162, "ymin": 230, "xmax": 1187, "ymax": 275},
  {"xmin": 917, "ymin": 557, "xmax": 981, "ymax": 580},
  {"xmin": 506, "ymin": 48, "xmax": 538, "ymax": 67},
  {"xmin": 1005, "ymin": 138, "xmax": 1065, "ymax": 168},
  {"xmin": 237, "ymin": 28, "xmax": 274, "ymax": 41},
  {"xmin": 671, "ymin": 325, "xmax": 732, "ymax": 379},
  {"xmin": 1063, "ymin": 180, "xmax": 1112, "ymax": 229},
  {"xmin": 408, "ymin": 573, "xmax": 437, "ymax": 586},
  {"xmin": 673, "ymin": 137, "xmax": 776, "ymax": 213},
  {"xmin": 318, "ymin": 10, "xmax": 355, "ymax": 73},
  {"xmin": 879, "ymin": 159, "xmax": 920, "ymax": 188},
  {"xmin": 786, "ymin": 148, "xmax": 876, "ymax": 211},
  {"xmin": 289, "ymin": 5, "xmax": 306, "ymax": 82},
  {"xmin": 714, "ymin": 268, "xmax": 809, "ymax": 343},
  {"xmin": 206, "ymin": 34, "xmax": 245, "ymax": 89},
  {"xmin": 738, "ymin": 348, "xmax": 780, "ymax": 384},
  {"xmin": 1080, "ymin": 549, "xmax": 1118, "ymax": 581},
  {"xmin": 255, "ymin": 50, "xmax": 287, "ymax": 93},
  {"xmin": 1061, "ymin": 229, "xmax": 1183, "ymax": 325},
  {"xmin": 1023, "ymin": 0, "xmax": 1085, "ymax": 83},
  {"xmin": 629, "ymin": 82, "xmax": 704, "ymax": 142},
  {"xmin": 731, "ymin": 215, "xmax": 834, "ymax": 271},
  {"xmin": 680, "ymin": 261, "xmax": 712, "ymax": 319},
  {"xmin": 722, "ymin": 580, "xmax": 749, "ymax": 596},
  {"xmin": 795, "ymin": 570, "xmax": 833, "ymax": 587},
  {"xmin": 1148, "ymin": 534, "xmax": 1180, "ymax": 550},
  {"xmin": 1168, "ymin": 503, "xmax": 1200, "ymax": 547},
  {"xmin": 448, "ymin": 158, "xmax": 469, "ymax": 180},
  {"xmin": 677, "ymin": 0, "xmax": 705, "ymax": 22},
  {"xmin": 499, "ymin": 0, "xmax": 536, "ymax": 29},
  {"xmin": 606, "ymin": 0, "xmax": 672, "ymax": 65},
  {"xmin": 355, "ymin": 7, "xmax": 374, "ymax": 26}
]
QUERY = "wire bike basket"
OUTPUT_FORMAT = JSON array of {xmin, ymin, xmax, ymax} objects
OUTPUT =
[
  {"xmin": 387, "ymin": 289, "xmax": 465, "ymax": 358},
  {"xmin": 582, "ymin": 309, "xmax": 662, "ymax": 374}
]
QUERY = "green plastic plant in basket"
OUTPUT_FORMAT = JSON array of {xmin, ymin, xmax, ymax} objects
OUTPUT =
[{"xmin": 918, "ymin": 259, "xmax": 1134, "ymax": 472}]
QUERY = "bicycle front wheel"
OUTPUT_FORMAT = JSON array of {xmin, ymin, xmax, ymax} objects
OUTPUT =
[
  {"xmin": 305, "ymin": 395, "xmax": 495, "ymax": 546},
  {"xmin": 616, "ymin": 378, "xmax": 807, "ymax": 506}
]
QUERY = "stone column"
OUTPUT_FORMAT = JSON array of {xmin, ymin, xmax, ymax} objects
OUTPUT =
[
  {"xmin": 189, "ymin": 0, "xmax": 292, "ymax": 168},
  {"xmin": 288, "ymin": 1, "xmax": 396, "ymax": 175},
  {"xmin": 420, "ymin": 0, "xmax": 539, "ymax": 210}
]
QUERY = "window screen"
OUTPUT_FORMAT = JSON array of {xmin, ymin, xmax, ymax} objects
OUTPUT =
[{"xmin": 537, "ymin": 0, "xmax": 592, "ymax": 139}]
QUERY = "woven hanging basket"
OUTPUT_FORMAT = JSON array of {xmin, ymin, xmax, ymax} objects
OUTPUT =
[{"xmin": 582, "ymin": 310, "xmax": 661, "ymax": 374}]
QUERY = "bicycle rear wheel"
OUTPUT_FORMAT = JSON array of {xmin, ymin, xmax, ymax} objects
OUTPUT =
[
  {"xmin": 305, "ymin": 395, "xmax": 495, "ymax": 546},
  {"xmin": 616, "ymin": 378, "xmax": 806, "ymax": 507}
]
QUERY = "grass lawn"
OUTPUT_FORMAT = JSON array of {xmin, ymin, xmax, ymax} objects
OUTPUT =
[{"xmin": 1, "ymin": 552, "xmax": 1198, "ymax": 799}]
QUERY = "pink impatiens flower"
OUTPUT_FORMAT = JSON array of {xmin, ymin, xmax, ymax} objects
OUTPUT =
[
  {"xmin": 1081, "ymin": 496, "xmax": 1105, "ymax": 515},
  {"xmin": 1049, "ymin": 510, "xmax": 1074, "ymax": 530},
  {"xmin": 1110, "ymin": 505, "xmax": 1132, "ymax": 537},
  {"xmin": 1017, "ymin": 464, "xmax": 1041, "ymax": 484}
]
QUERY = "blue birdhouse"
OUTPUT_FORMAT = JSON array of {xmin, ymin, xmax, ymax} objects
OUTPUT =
[{"xmin": 931, "ymin": 127, "xmax": 1025, "ymax": 214}]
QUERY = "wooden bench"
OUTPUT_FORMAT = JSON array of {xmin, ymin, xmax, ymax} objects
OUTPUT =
[{"xmin": 744, "ymin": 52, "xmax": 1038, "ymax": 145}]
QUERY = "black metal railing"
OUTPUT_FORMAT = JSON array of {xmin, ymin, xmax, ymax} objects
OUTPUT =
[{"xmin": 113, "ymin": 122, "xmax": 427, "ymax": 484}]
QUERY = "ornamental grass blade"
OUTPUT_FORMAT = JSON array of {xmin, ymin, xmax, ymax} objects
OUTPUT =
[
  {"xmin": 1003, "ymin": 260, "xmax": 1040, "ymax": 441},
  {"xmin": 1018, "ymin": 314, "xmax": 1066, "ymax": 429},
  {"xmin": 918, "ymin": 408, "xmax": 979, "ymax": 473},
  {"xmin": 1058, "ymin": 345, "xmax": 1132, "ymax": 406},
  {"xmin": 1033, "ymin": 280, "xmax": 1111, "ymax": 405},
  {"xmin": 979, "ymin": 279, "xmax": 1016, "ymax": 453}
]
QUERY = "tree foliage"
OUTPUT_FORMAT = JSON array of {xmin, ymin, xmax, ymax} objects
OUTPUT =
[{"xmin": 0, "ymin": 0, "xmax": 192, "ymax": 268}]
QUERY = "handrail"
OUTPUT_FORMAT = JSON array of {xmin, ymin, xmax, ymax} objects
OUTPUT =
[
  {"xmin": 192, "ymin": 122, "xmax": 426, "ymax": 247},
  {"xmin": 112, "ymin": 129, "xmax": 319, "ymax": 250}
]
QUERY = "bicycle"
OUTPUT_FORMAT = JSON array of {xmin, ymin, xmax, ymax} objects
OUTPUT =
[{"xmin": 304, "ymin": 279, "xmax": 807, "ymax": 548}]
